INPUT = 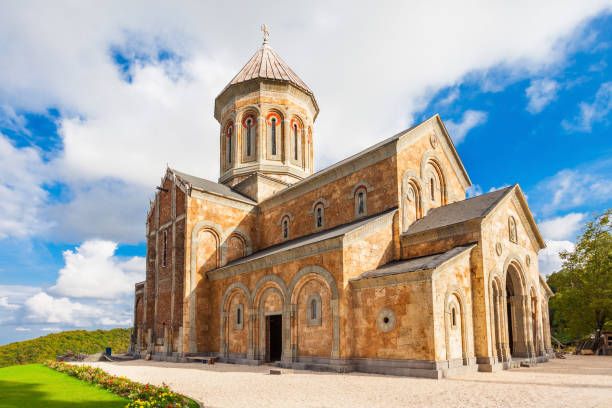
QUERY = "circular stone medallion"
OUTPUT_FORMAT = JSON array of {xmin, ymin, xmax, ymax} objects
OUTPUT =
[
  {"xmin": 376, "ymin": 308, "xmax": 396, "ymax": 333},
  {"xmin": 407, "ymin": 186, "xmax": 415, "ymax": 202},
  {"xmin": 430, "ymin": 133, "xmax": 438, "ymax": 149},
  {"xmin": 495, "ymin": 242, "xmax": 503, "ymax": 256}
]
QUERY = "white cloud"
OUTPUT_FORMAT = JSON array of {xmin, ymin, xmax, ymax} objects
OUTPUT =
[
  {"xmin": 15, "ymin": 327, "xmax": 30, "ymax": 331},
  {"xmin": 538, "ymin": 212, "xmax": 586, "ymax": 241},
  {"xmin": 445, "ymin": 110, "xmax": 488, "ymax": 144},
  {"xmin": 25, "ymin": 292, "xmax": 104, "ymax": 326},
  {"xmin": 0, "ymin": 134, "xmax": 52, "ymax": 239},
  {"xmin": 466, "ymin": 184, "xmax": 483, "ymax": 198},
  {"xmin": 0, "ymin": 296, "xmax": 20, "ymax": 310},
  {"xmin": 42, "ymin": 327, "xmax": 62, "ymax": 332},
  {"xmin": 0, "ymin": 1, "xmax": 610, "ymax": 243},
  {"xmin": 539, "ymin": 239, "xmax": 575, "ymax": 276},
  {"xmin": 562, "ymin": 81, "xmax": 612, "ymax": 131},
  {"xmin": 49, "ymin": 240, "xmax": 145, "ymax": 300},
  {"xmin": 526, "ymin": 78, "xmax": 559, "ymax": 113},
  {"xmin": 536, "ymin": 168, "xmax": 612, "ymax": 214}
]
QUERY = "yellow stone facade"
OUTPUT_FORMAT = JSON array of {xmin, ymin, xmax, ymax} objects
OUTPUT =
[{"xmin": 131, "ymin": 40, "xmax": 554, "ymax": 378}]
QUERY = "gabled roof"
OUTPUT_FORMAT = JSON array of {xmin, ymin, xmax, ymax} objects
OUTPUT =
[
  {"xmin": 170, "ymin": 168, "xmax": 256, "ymax": 205},
  {"xmin": 352, "ymin": 244, "xmax": 476, "ymax": 281},
  {"xmin": 219, "ymin": 44, "xmax": 313, "ymax": 97},
  {"xmin": 219, "ymin": 208, "xmax": 397, "ymax": 269},
  {"xmin": 405, "ymin": 186, "xmax": 514, "ymax": 235}
]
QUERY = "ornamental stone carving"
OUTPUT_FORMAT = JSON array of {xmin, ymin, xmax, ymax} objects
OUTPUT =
[
  {"xmin": 495, "ymin": 242, "xmax": 503, "ymax": 256},
  {"xmin": 376, "ymin": 308, "xmax": 396, "ymax": 333}
]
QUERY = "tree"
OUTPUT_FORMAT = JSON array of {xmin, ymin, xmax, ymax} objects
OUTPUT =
[{"xmin": 547, "ymin": 209, "xmax": 612, "ymax": 341}]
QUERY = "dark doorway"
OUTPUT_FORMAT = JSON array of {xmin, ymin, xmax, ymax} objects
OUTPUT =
[
  {"xmin": 506, "ymin": 278, "xmax": 514, "ymax": 356},
  {"xmin": 267, "ymin": 314, "xmax": 283, "ymax": 362}
]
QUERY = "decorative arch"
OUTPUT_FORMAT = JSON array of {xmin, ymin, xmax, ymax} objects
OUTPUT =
[
  {"xmin": 265, "ymin": 110, "xmax": 283, "ymax": 158},
  {"xmin": 250, "ymin": 274, "xmax": 289, "ymax": 308},
  {"xmin": 309, "ymin": 198, "xmax": 329, "ymax": 214},
  {"xmin": 220, "ymin": 282, "xmax": 251, "ymax": 355},
  {"xmin": 488, "ymin": 272, "xmax": 507, "ymax": 361},
  {"xmin": 288, "ymin": 265, "xmax": 340, "ymax": 358},
  {"xmin": 444, "ymin": 286, "xmax": 469, "ymax": 363},
  {"xmin": 223, "ymin": 226, "xmax": 253, "ymax": 260},
  {"xmin": 347, "ymin": 181, "xmax": 374, "ymax": 199},
  {"xmin": 502, "ymin": 254, "xmax": 531, "ymax": 358},
  {"xmin": 420, "ymin": 150, "xmax": 448, "ymax": 205},
  {"xmin": 401, "ymin": 169, "xmax": 424, "ymax": 230},
  {"xmin": 290, "ymin": 116, "xmax": 304, "ymax": 163},
  {"xmin": 189, "ymin": 221, "xmax": 224, "ymax": 352}
]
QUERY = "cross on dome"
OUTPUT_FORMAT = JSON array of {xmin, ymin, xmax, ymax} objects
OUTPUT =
[{"xmin": 261, "ymin": 24, "xmax": 270, "ymax": 45}]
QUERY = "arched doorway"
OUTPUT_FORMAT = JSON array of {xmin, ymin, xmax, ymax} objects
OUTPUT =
[{"xmin": 505, "ymin": 262, "xmax": 529, "ymax": 358}]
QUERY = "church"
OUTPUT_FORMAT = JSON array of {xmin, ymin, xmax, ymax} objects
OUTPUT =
[{"xmin": 131, "ymin": 29, "xmax": 554, "ymax": 378}]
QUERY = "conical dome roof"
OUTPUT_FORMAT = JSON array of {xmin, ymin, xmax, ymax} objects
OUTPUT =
[{"xmin": 220, "ymin": 44, "xmax": 313, "ymax": 96}]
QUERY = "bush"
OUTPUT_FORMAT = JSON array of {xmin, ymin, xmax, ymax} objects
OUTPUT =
[{"xmin": 45, "ymin": 361, "xmax": 199, "ymax": 408}]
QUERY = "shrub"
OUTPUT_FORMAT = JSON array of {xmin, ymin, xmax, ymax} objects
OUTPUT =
[{"xmin": 45, "ymin": 361, "xmax": 199, "ymax": 408}]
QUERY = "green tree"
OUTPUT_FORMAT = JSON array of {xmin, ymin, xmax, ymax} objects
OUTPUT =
[{"xmin": 547, "ymin": 209, "xmax": 612, "ymax": 341}]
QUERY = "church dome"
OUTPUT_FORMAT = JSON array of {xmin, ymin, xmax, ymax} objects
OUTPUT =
[{"xmin": 219, "ymin": 43, "xmax": 314, "ymax": 98}]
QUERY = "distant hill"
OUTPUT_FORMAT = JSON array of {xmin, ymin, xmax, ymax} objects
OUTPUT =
[{"xmin": 0, "ymin": 328, "xmax": 131, "ymax": 368}]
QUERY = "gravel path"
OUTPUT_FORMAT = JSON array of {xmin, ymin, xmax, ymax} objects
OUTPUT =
[{"xmin": 83, "ymin": 355, "xmax": 612, "ymax": 408}]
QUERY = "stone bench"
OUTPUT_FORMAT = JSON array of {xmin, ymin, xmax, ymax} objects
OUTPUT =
[{"xmin": 186, "ymin": 356, "xmax": 215, "ymax": 365}]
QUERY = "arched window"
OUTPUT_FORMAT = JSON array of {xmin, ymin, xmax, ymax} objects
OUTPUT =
[
  {"xmin": 282, "ymin": 218, "xmax": 289, "ymax": 239},
  {"xmin": 430, "ymin": 177, "xmax": 435, "ymax": 201},
  {"xmin": 451, "ymin": 307, "xmax": 457, "ymax": 327},
  {"xmin": 271, "ymin": 117, "xmax": 277, "ymax": 155},
  {"xmin": 311, "ymin": 299, "xmax": 317, "ymax": 320},
  {"xmin": 246, "ymin": 118, "xmax": 252, "ymax": 156},
  {"xmin": 226, "ymin": 125, "xmax": 233, "ymax": 164},
  {"xmin": 315, "ymin": 205, "xmax": 324, "ymax": 228},
  {"xmin": 306, "ymin": 292, "xmax": 322, "ymax": 326},
  {"xmin": 354, "ymin": 187, "xmax": 367, "ymax": 218},
  {"xmin": 508, "ymin": 216, "xmax": 518, "ymax": 243},
  {"xmin": 293, "ymin": 123, "xmax": 298, "ymax": 161},
  {"xmin": 234, "ymin": 303, "xmax": 244, "ymax": 330}
]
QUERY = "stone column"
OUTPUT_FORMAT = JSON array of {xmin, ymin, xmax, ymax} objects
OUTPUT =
[
  {"xmin": 177, "ymin": 327, "xmax": 183, "ymax": 354},
  {"xmin": 285, "ymin": 304, "xmax": 298, "ymax": 362},
  {"xmin": 257, "ymin": 114, "xmax": 264, "ymax": 160},
  {"xmin": 282, "ymin": 119, "xmax": 290, "ymax": 165},
  {"xmin": 147, "ymin": 329, "xmax": 153, "ymax": 353},
  {"xmin": 247, "ymin": 308, "xmax": 256, "ymax": 359},
  {"xmin": 233, "ymin": 118, "xmax": 241, "ymax": 165}
]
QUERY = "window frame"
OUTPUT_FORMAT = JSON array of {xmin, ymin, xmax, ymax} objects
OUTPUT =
[{"xmin": 306, "ymin": 292, "xmax": 322, "ymax": 326}]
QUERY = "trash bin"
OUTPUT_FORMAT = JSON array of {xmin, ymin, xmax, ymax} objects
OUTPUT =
[{"xmin": 105, "ymin": 347, "xmax": 112, "ymax": 356}]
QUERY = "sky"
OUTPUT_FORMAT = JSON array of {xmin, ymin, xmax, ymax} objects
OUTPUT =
[{"xmin": 0, "ymin": 1, "xmax": 611, "ymax": 345}]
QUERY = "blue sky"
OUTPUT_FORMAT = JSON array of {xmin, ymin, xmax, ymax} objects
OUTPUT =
[{"xmin": 0, "ymin": 1, "xmax": 611, "ymax": 345}]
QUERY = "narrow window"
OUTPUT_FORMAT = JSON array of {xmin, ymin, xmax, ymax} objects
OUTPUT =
[
  {"xmin": 451, "ymin": 307, "xmax": 457, "ymax": 327},
  {"xmin": 358, "ymin": 191, "xmax": 365, "ymax": 215},
  {"xmin": 316, "ymin": 206, "xmax": 323, "ymax": 228},
  {"xmin": 271, "ymin": 118, "xmax": 277, "ymax": 155},
  {"xmin": 236, "ymin": 307, "xmax": 242, "ymax": 325},
  {"xmin": 293, "ymin": 123, "xmax": 298, "ymax": 161},
  {"xmin": 162, "ymin": 230, "xmax": 167, "ymax": 267},
  {"xmin": 311, "ymin": 299, "xmax": 317, "ymax": 320},
  {"xmin": 246, "ymin": 118, "xmax": 252, "ymax": 156},
  {"xmin": 226, "ymin": 127, "xmax": 232, "ymax": 164},
  {"xmin": 282, "ymin": 219, "xmax": 289, "ymax": 239},
  {"xmin": 430, "ymin": 178, "xmax": 435, "ymax": 201}
]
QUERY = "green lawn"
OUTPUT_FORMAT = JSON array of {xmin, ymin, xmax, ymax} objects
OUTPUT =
[{"xmin": 0, "ymin": 364, "xmax": 128, "ymax": 408}]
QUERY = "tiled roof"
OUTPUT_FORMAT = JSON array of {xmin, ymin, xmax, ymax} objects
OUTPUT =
[
  {"xmin": 404, "ymin": 186, "xmax": 515, "ymax": 235},
  {"xmin": 352, "ymin": 244, "xmax": 476, "ymax": 281},
  {"xmin": 220, "ymin": 208, "xmax": 397, "ymax": 269},
  {"xmin": 220, "ymin": 44, "xmax": 312, "ymax": 95},
  {"xmin": 171, "ymin": 169, "xmax": 256, "ymax": 204}
]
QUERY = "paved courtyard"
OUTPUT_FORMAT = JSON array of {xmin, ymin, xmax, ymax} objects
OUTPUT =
[{"xmin": 85, "ymin": 355, "xmax": 612, "ymax": 408}]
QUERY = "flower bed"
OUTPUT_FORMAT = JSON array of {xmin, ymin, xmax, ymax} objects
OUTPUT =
[{"xmin": 45, "ymin": 361, "xmax": 200, "ymax": 407}]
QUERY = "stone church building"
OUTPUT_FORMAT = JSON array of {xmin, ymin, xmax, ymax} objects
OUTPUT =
[{"xmin": 131, "ymin": 34, "xmax": 554, "ymax": 378}]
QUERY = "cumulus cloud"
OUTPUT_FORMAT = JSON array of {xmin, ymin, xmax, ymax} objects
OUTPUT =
[
  {"xmin": 538, "ymin": 212, "xmax": 586, "ymax": 241},
  {"xmin": 15, "ymin": 327, "xmax": 30, "ymax": 331},
  {"xmin": 0, "ymin": 134, "xmax": 52, "ymax": 239},
  {"xmin": 49, "ymin": 240, "xmax": 145, "ymax": 299},
  {"xmin": 0, "ymin": 1, "xmax": 610, "ymax": 243},
  {"xmin": 0, "ymin": 297, "xmax": 20, "ymax": 310},
  {"xmin": 466, "ymin": 184, "xmax": 483, "ymax": 198},
  {"xmin": 24, "ymin": 292, "xmax": 103, "ymax": 325},
  {"xmin": 562, "ymin": 81, "xmax": 612, "ymax": 131},
  {"xmin": 535, "ymin": 167, "xmax": 612, "ymax": 214},
  {"xmin": 539, "ymin": 239, "xmax": 575, "ymax": 276},
  {"xmin": 445, "ymin": 110, "xmax": 488, "ymax": 144},
  {"xmin": 525, "ymin": 78, "xmax": 560, "ymax": 113}
]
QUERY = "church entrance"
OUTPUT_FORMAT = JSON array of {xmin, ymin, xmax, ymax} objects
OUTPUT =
[{"xmin": 266, "ymin": 314, "xmax": 283, "ymax": 362}]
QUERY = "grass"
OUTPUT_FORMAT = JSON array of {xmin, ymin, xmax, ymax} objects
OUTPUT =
[{"xmin": 0, "ymin": 364, "xmax": 128, "ymax": 408}]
